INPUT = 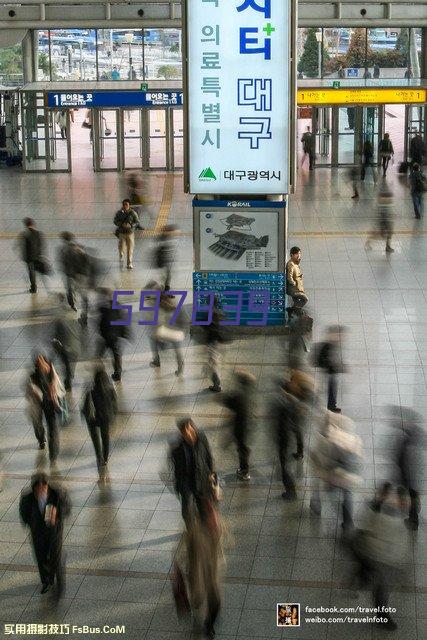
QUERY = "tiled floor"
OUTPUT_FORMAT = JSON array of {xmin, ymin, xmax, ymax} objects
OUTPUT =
[{"xmin": 0, "ymin": 162, "xmax": 426, "ymax": 640}]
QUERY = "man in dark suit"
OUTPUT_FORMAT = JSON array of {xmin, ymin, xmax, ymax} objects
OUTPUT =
[
  {"xmin": 170, "ymin": 418, "xmax": 214, "ymax": 528},
  {"xmin": 19, "ymin": 218, "xmax": 45, "ymax": 293},
  {"xmin": 19, "ymin": 473, "xmax": 71, "ymax": 597}
]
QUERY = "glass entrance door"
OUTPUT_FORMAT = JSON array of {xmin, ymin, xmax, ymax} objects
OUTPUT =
[
  {"xmin": 47, "ymin": 109, "xmax": 72, "ymax": 172},
  {"xmin": 21, "ymin": 92, "xmax": 47, "ymax": 171},
  {"xmin": 172, "ymin": 109, "xmax": 184, "ymax": 169},
  {"xmin": 122, "ymin": 108, "xmax": 148, "ymax": 170},
  {"xmin": 92, "ymin": 109, "xmax": 121, "ymax": 171},
  {"xmin": 149, "ymin": 109, "xmax": 167, "ymax": 169},
  {"xmin": 313, "ymin": 107, "xmax": 332, "ymax": 165},
  {"xmin": 405, "ymin": 104, "xmax": 425, "ymax": 161}
]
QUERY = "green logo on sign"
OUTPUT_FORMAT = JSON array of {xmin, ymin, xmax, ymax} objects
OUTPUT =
[{"xmin": 199, "ymin": 167, "xmax": 217, "ymax": 181}]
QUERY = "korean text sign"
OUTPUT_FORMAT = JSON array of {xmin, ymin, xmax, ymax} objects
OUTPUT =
[{"xmin": 186, "ymin": 0, "xmax": 290, "ymax": 194}]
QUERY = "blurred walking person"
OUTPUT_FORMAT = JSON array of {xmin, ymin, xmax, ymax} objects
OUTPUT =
[
  {"xmin": 126, "ymin": 171, "xmax": 144, "ymax": 216},
  {"xmin": 409, "ymin": 131, "xmax": 425, "ymax": 166},
  {"xmin": 361, "ymin": 138, "xmax": 376, "ymax": 182},
  {"xmin": 149, "ymin": 289, "xmax": 185, "ymax": 376},
  {"xmin": 301, "ymin": 126, "xmax": 315, "ymax": 170},
  {"xmin": 315, "ymin": 325, "xmax": 347, "ymax": 413},
  {"xmin": 97, "ymin": 288, "xmax": 131, "ymax": 382},
  {"xmin": 378, "ymin": 133, "xmax": 394, "ymax": 176},
  {"xmin": 395, "ymin": 407, "xmax": 425, "ymax": 531},
  {"xmin": 365, "ymin": 187, "xmax": 394, "ymax": 253},
  {"xmin": 26, "ymin": 354, "xmax": 65, "ymax": 464},
  {"xmin": 186, "ymin": 510, "xmax": 223, "ymax": 639},
  {"xmin": 348, "ymin": 164, "xmax": 360, "ymax": 199},
  {"xmin": 351, "ymin": 484, "xmax": 409, "ymax": 630},
  {"xmin": 154, "ymin": 224, "xmax": 177, "ymax": 292},
  {"xmin": 272, "ymin": 372, "xmax": 313, "ymax": 500},
  {"xmin": 113, "ymin": 199, "xmax": 141, "ymax": 269},
  {"xmin": 310, "ymin": 410, "xmax": 362, "ymax": 531},
  {"xmin": 409, "ymin": 163, "xmax": 425, "ymax": 219},
  {"xmin": 222, "ymin": 369, "xmax": 256, "ymax": 481},
  {"xmin": 57, "ymin": 232, "xmax": 90, "ymax": 325},
  {"xmin": 18, "ymin": 218, "xmax": 48, "ymax": 293},
  {"xmin": 203, "ymin": 297, "xmax": 226, "ymax": 393},
  {"xmin": 51, "ymin": 293, "xmax": 82, "ymax": 392},
  {"xmin": 19, "ymin": 472, "xmax": 70, "ymax": 598},
  {"xmin": 170, "ymin": 417, "xmax": 215, "ymax": 529},
  {"xmin": 81, "ymin": 365, "xmax": 117, "ymax": 478}
]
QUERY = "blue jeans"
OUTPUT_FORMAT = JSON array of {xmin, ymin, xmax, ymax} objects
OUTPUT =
[{"xmin": 412, "ymin": 192, "xmax": 422, "ymax": 218}]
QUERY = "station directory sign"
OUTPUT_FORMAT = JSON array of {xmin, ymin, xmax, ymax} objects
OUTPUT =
[{"xmin": 185, "ymin": 0, "xmax": 291, "ymax": 195}]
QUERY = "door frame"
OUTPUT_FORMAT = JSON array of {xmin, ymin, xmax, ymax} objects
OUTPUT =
[{"xmin": 92, "ymin": 108, "xmax": 121, "ymax": 172}]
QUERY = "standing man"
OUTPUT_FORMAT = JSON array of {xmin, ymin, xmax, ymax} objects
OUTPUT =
[
  {"xmin": 286, "ymin": 246, "xmax": 308, "ymax": 314},
  {"xmin": 409, "ymin": 163, "xmax": 425, "ymax": 219},
  {"xmin": 170, "ymin": 418, "xmax": 215, "ymax": 529},
  {"xmin": 409, "ymin": 131, "xmax": 425, "ymax": 166},
  {"xmin": 19, "ymin": 473, "xmax": 70, "ymax": 598},
  {"xmin": 18, "ymin": 218, "xmax": 45, "ymax": 293},
  {"xmin": 113, "ymin": 199, "xmax": 141, "ymax": 269}
]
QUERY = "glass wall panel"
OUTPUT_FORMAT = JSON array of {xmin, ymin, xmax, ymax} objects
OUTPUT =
[
  {"xmin": 37, "ymin": 31, "xmax": 51, "ymax": 80},
  {"xmin": 0, "ymin": 42, "xmax": 23, "ymax": 86},
  {"xmin": 97, "ymin": 29, "xmax": 144, "ymax": 80},
  {"xmin": 145, "ymin": 29, "xmax": 182, "ymax": 80},
  {"xmin": 367, "ymin": 28, "xmax": 408, "ymax": 79},
  {"xmin": 322, "ymin": 27, "xmax": 351, "ymax": 78},
  {"xmin": 49, "ymin": 29, "xmax": 97, "ymax": 81}
]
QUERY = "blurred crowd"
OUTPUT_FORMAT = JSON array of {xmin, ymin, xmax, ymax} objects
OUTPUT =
[{"xmin": 8, "ymin": 168, "xmax": 426, "ymax": 637}]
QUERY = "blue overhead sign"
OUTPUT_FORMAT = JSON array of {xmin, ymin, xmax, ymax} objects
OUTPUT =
[{"xmin": 47, "ymin": 90, "xmax": 183, "ymax": 109}]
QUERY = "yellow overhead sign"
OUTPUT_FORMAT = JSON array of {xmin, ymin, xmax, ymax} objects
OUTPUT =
[{"xmin": 297, "ymin": 88, "xmax": 427, "ymax": 105}]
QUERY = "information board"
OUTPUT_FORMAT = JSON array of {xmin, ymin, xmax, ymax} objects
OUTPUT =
[
  {"xmin": 199, "ymin": 208, "xmax": 279, "ymax": 272},
  {"xmin": 46, "ymin": 90, "xmax": 183, "ymax": 108},
  {"xmin": 186, "ymin": 0, "xmax": 290, "ymax": 194},
  {"xmin": 297, "ymin": 87, "xmax": 427, "ymax": 105},
  {"xmin": 193, "ymin": 271, "xmax": 285, "ymax": 326}
]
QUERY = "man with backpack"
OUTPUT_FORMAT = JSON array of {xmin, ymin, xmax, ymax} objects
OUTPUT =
[
  {"xmin": 113, "ymin": 199, "xmax": 141, "ymax": 269},
  {"xmin": 409, "ymin": 163, "xmax": 425, "ymax": 219}
]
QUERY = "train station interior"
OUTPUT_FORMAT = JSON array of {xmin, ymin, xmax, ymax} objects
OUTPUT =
[{"xmin": 0, "ymin": 2, "xmax": 426, "ymax": 639}]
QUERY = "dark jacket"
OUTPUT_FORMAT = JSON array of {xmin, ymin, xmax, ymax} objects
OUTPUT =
[
  {"xmin": 53, "ymin": 311, "xmax": 82, "ymax": 359},
  {"xmin": 379, "ymin": 138, "xmax": 394, "ymax": 155},
  {"xmin": 155, "ymin": 237, "xmax": 174, "ymax": 269},
  {"xmin": 363, "ymin": 141, "xmax": 374, "ymax": 159},
  {"xmin": 114, "ymin": 208, "xmax": 140, "ymax": 234},
  {"xmin": 19, "ymin": 484, "xmax": 70, "ymax": 548},
  {"xmin": 410, "ymin": 136, "xmax": 424, "ymax": 162},
  {"xmin": 316, "ymin": 341, "xmax": 343, "ymax": 375},
  {"xmin": 98, "ymin": 302, "xmax": 130, "ymax": 343},
  {"xmin": 20, "ymin": 228, "xmax": 44, "ymax": 263},
  {"xmin": 58, "ymin": 242, "xmax": 90, "ymax": 279},
  {"xmin": 92, "ymin": 374, "xmax": 117, "ymax": 424},
  {"xmin": 272, "ymin": 389, "xmax": 303, "ymax": 450},
  {"xmin": 410, "ymin": 168, "xmax": 425, "ymax": 194},
  {"xmin": 171, "ymin": 431, "xmax": 213, "ymax": 497},
  {"xmin": 223, "ymin": 388, "xmax": 253, "ymax": 439}
]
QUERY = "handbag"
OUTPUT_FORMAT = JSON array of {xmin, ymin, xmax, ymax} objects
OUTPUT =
[
  {"xmin": 210, "ymin": 473, "xmax": 223, "ymax": 502},
  {"xmin": 34, "ymin": 257, "xmax": 52, "ymax": 275},
  {"xmin": 156, "ymin": 325, "xmax": 184, "ymax": 343},
  {"xmin": 104, "ymin": 127, "xmax": 112, "ymax": 136},
  {"xmin": 82, "ymin": 120, "xmax": 92, "ymax": 129}
]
